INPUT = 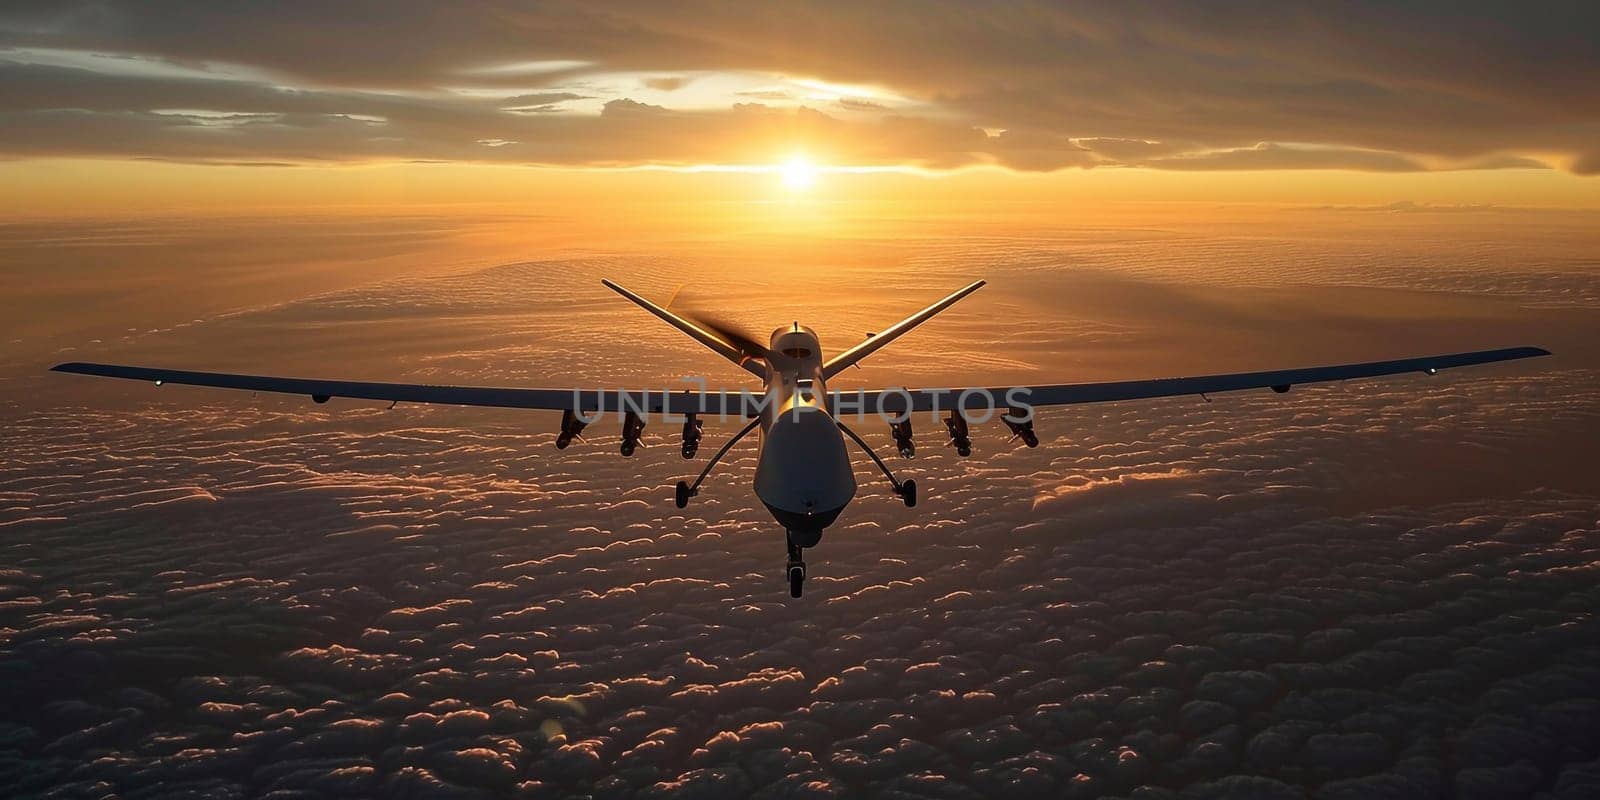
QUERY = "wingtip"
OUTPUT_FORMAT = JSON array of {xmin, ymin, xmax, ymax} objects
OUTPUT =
[{"xmin": 50, "ymin": 362, "xmax": 84, "ymax": 373}]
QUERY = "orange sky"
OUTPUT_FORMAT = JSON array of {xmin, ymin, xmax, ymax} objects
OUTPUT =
[
  {"xmin": 2, "ymin": 3, "xmax": 1597, "ymax": 216},
  {"xmin": 5, "ymin": 159, "xmax": 1598, "ymax": 222}
]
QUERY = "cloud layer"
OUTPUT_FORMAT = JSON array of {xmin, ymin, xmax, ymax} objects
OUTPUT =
[
  {"xmin": 3, "ymin": 361, "xmax": 1598, "ymax": 798},
  {"xmin": 2, "ymin": 2, "xmax": 1597, "ymax": 171},
  {"xmin": 4, "ymin": 212, "xmax": 1599, "ymax": 797}
]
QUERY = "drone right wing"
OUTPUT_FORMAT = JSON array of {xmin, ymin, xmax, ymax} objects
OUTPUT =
[{"xmin": 838, "ymin": 346, "xmax": 1551, "ymax": 416}]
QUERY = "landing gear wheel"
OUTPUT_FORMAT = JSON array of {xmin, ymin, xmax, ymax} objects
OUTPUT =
[
  {"xmin": 785, "ymin": 534, "xmax": 805, "ymax": 598},
  {"xmin": 899, "ymin": 479, "xmax": 917, "ymax": 508},
  {"xmin": 674, "ymin": 480, "xmax": 691, "ymax": 509}
]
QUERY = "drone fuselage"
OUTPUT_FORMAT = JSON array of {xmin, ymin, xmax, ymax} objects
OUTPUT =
[{"xmin": 752, "ymin": 324, "xmax": 856, "ymax": 546}]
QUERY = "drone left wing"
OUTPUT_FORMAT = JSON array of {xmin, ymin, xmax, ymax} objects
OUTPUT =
[{"xmin": 51, "ymin": 362, "xmax": 751, "ymax": 416}]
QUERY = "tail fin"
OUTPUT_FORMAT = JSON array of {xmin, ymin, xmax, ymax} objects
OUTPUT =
[
  {"xmin": 822, "ymin": 281, "xmax": 985, "ymax": 378},
  {"xmin": 602, "ymin": 280, "xmax": 768, "ymax": 379}
]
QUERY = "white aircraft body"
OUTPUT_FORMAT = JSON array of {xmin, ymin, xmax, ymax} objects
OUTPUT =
[{"xmin": 53, "ymin": 280, "xmax": 1549, "ymax": 596}]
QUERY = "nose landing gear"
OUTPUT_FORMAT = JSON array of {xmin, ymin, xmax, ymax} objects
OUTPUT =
[{"xmin": 786, "ymin": 534, "xmax": 807, "ymax": 598}]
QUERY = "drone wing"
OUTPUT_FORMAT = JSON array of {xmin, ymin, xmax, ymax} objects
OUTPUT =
[
  {"xmin": 837, "ymin": 346, "xmax": 1551, "ymax": 416},
  {"xmin": 602, "ymin": 279, "xmax": 768, "ymax": 379},
  {"xmin": 51, "ymin": 362, "xmax": 752, "ymax": 416},
  {"xmin": 822, "ymin": 280, "xmax": 986, "ymax": 379}
]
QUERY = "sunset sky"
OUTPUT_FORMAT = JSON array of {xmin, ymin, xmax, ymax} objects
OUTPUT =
[
  {"xmin": 2, "ymin": 2, "xmax": 1599, "ymax": 214},
  {"xmin": 5, "ymin": 6, "xmax": 1600, "ymax": 799}
]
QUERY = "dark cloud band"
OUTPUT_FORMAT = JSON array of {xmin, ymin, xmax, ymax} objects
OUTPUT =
[{"xmin": 1, "ymin": 2, "xmax": 1596, "ymax": 172}]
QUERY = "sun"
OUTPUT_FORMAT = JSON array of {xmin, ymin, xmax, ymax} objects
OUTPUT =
[{"xmin": 779, "ymin": 155, "xmax": 818, "ymax": 190}]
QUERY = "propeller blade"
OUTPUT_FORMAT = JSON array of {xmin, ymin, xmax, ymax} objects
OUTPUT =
[
  {"xmin": 691, "ymin": 313, "xmax": 771, "ymax": 359},
  {"xmin": 666, "ymin": 285, "xmax": 771, "ymax": 360}
]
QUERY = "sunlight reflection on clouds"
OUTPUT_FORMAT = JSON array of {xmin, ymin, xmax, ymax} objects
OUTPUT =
[{"xmin": 3, "ymin": 216, "xmax": 1598, "ymax": 797}]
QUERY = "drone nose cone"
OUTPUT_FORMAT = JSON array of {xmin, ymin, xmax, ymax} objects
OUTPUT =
[
  {"xmin": 755, "ymin": 406, "xmax": 856, "ymax": 533},
  {"xmin": 765, "ymin": 501, "xmax": 847, "ymax": 547}
]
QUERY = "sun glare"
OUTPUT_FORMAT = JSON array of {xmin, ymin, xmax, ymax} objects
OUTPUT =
[{"xmin": 779, "ymin": 156, "xmax": 818, "ymax": 190}]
